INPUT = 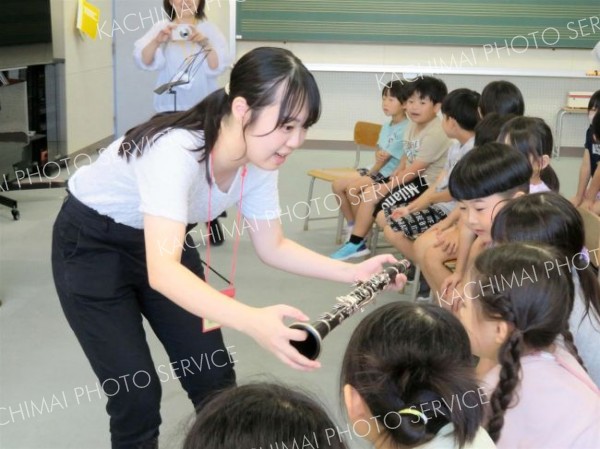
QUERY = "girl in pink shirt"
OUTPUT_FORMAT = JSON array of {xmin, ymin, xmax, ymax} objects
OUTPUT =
[{"xmin": 457, "ymin": 243, "xmax": 600, "ymax": 448}]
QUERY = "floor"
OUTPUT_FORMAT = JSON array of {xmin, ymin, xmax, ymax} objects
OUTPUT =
[{"xmin": 0, "ymin": 147, "xmax": 581, "ymax": 449}]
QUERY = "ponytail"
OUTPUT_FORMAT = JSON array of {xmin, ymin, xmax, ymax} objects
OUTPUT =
[
  {"xmin": 540, "ymin": 165, "xmax": 560, "ymax": 192},
  {"xmin": 118, "ymin": 88, "xmax": 228, "ymax": 183},
  {"xmin": 472, "ymin": 243, "xmax": 579, "ymax": 443},
  {"xmin": 118, "ymin": 47, "xmax": 321, "ymax": 182},
  {"xmin": 341, "ymin": 302, "xmax": 484, "ymax": 448},
  {"xmin": 487, "ymin": 331, "xmax": 523, "ymax": 442},
  {"xmin": 561, "ymin": 328, "xmax": 587, "ymax": 370},
  {"xmin": 573, "ymin": 255, "xmax": 600, "ymax": 330}
]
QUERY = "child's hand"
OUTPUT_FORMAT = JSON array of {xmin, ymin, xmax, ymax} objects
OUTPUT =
[
  {"xmin": 581, "ymin": 198, "xmax": 594, "ymax": 210},
  {"xmin": 243, "ymin": 306, "xmax": 322, "ymax": 371},
  {"xmin": 391, "ymin": 206, "xmax": 410, "ymax": 220},
  {"xmin": 434, "ymin": 227, "xmax": 459, "ymax": 255},
  {"xmin": 375, "ymin": 150, "xmax": 390, "ymax": 164},
  {"xmin": 439, "ymin": 272, "xmax": 463, "ymax": 304},
  {"xmin": 570, "ymin": 195, "xmax": 583, "ymax": 207}
]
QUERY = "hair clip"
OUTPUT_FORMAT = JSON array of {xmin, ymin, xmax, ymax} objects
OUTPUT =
[
  {"xmin": 399, "ymin": 407, "xmax": 429, "ymax": 425},
  {"xmin": 224, "ymin": 82, "xmax": 230, "ymax": 96},
  {"xmin": 581, "ymin": 246, "xmax": 590, "ymax": 264}
]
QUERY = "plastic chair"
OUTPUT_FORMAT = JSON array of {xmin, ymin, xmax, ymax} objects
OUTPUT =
[{"xmin": 303, "ymin": 121, "xmax": 381, "ymax": 243}]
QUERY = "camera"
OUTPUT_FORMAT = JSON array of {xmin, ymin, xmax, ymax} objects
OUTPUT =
[{"xmin": 171, "ymin": 25, "xmax": 192, "ymax": 41}]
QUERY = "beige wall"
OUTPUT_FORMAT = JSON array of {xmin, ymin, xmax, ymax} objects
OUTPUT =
[{"xmin": 51, "ymin": 0, "xmax": 114, "ymax": 154}]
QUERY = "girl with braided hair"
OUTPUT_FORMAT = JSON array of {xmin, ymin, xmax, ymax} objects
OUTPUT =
[
  {"xmin": 491, "ymin": 192, "xmax": 600, "ymax": 386},
  {"xmin": 340, "ymin": 301, "xmax": 495, "ymax": 449},
  {"xmin": 457, "ymin": 243, "xmax": 600, "ymax": 448}
]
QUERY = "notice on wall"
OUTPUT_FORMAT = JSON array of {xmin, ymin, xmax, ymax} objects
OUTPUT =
[{"xmin": 76, "ymin": 0, "xmax": 100, "ymax": 40}]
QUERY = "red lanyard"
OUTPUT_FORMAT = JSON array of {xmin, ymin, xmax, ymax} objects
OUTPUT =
[{"xmin": 205, "ymin": 155, "xmax": 247, "ymax": 288}]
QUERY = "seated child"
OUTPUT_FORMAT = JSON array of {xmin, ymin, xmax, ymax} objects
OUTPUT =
[
  {"xmin": 457, "ymin": 243, "xmax": 600, "ymax": 448},
  {"xmin": 572, "ymin": 90, "xmax": 600, "ymax": 214},
  {"xmin": 491, "ymin": 192, "xmax": 600, "ymax": 386},
  {"xmin": 411, "ymin": 113, "xmax": 517, "ymax": 292},
  {"xmin": 380, "ymin": 88, "xmax": 480, "ymax": 264},
  {"xmin": 478, "ymin": 80, "xmax": 524, "ymax": 117},
  {"xmin": 340, "ymin": 301, "xmax": 496, "ymax": 449},
  {"xmin": 331, "ymin": 76, "xmax": 451, "ymax": 260},
  {"xmin": 333, "ymin": 80, "xmax": 412, "ymax": 240},
  {"xmin": 182, "ymin": 382, "xmax": 347, "ymax": 449},
  {"xmin": 434, "ymin": 116, "xmax": 556, "ymax": 303},
  {"xmin": 497, "ymin": 116, "xmax": 559, "ymax": 193},
  {"xmin": 420, "ymin": 143, "xmax": 532, "ymax": 306}
]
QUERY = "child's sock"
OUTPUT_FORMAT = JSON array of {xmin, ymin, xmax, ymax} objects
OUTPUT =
[{"xmin": 349, "ymin": 235, "xmax": 363, "ymax": 244}]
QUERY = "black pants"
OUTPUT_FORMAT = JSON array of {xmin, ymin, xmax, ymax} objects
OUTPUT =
[{"xmin": 51, "ymin": 193, "xmax": 236, "ymax": 449}]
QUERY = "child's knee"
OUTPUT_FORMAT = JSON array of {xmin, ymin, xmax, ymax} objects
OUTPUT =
[
  {"xmin": 423, "ymin": 245, "xmax": 443, "ymax": 271},
  {"xmin": 414, "ymin": 233, "xmax": 436, "ymax": 265},
  {"xmin": 383, "ymin": 225, "xmax": 395, "ymax": 242},
  {"xmin": 332, "ymin": 179, "xmax": 345, "ymax": 193},
  {"xmin": 375, "ymin": 210, "xmax": 387, "ymax": 228}
]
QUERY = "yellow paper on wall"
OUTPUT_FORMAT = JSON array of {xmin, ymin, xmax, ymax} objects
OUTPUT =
[{"xmin": 76, "ymin": 0, "xmax": 100, "ymax": 40}]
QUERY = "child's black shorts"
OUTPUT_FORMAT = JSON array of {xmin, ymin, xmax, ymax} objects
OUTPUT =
[
  {"xmin": 386, "ymin": 205, "xmax": 448, "ymax": 239},
  {"xmin": 372, "ymin": 179, "xmax": 428, "ymax": 217}
]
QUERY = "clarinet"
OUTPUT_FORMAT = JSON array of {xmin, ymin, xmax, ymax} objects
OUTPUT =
[{"xmin": 289, "ymin": 260, "xmax": 410, "ymax": 360}]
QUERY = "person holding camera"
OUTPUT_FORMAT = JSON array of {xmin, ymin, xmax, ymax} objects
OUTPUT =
[
  {"xmin": 135, "ymin": 0, "xmax": 231, "ymax": 244},
  {"xmin": 134, "ymin": 0, "xmax": 231, "ymax": 113}
]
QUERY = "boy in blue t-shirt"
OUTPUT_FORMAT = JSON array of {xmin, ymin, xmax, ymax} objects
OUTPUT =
[
  {"xmin": 572, "ymin": 90, "xmax": 600, "ymax": 215},
  {"xmin": 332, "ymin": 80, "xmax": 412, "ymax": 240}
]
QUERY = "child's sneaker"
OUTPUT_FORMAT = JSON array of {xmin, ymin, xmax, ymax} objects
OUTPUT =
[{"xmin": 330, "ymin": 241, "xmax": 371, "ymax": 260}]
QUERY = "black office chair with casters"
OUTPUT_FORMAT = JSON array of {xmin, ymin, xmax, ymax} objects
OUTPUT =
[{"xmin": 0, "ymin": 78, "xmax": 65, "ymax": 220}]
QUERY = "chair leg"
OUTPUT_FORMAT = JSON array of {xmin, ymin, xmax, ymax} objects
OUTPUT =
[
  {"xmin": 335, "ymin": 211, "xmax": 345, "ymax": 244},
  {"xmin": 370, "ymin": 225, "xmax": 379, "ymax": 254},
  {"xmin": 410, "ymin": 265, "xmax": 421, "ymax": 302},
  {"xmin": 303, "ymin": 177, "xmax": 316, "ymax": 231}
]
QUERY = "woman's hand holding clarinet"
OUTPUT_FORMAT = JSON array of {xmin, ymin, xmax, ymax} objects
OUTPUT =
[
  {"xmin": 241, "ymin": 305, "xmax": 322, "ymax": 372},
  {"xmin": 238, "ymin": 255, "xmax": 408, "ymax": 371}
]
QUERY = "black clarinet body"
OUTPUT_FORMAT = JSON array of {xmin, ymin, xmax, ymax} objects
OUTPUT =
[{"xmin": 290, "ymin": 260, "xmax": 410, "ymax": 360}]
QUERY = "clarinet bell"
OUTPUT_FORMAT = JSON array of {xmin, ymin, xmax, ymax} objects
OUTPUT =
[{"xmin": 289, "ymin": 322, "xmax": 323, "ymax": 361}]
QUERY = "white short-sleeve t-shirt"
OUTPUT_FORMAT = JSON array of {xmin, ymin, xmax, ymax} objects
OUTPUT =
[{"xmin": 68, "ymin": 129, "xmax": 280, "ymax": 229}]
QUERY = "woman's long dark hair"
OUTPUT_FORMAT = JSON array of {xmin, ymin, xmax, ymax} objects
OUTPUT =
[
  {"xmin": 448, "ymin": 142, "xmax": 531, "ymax": 201},
  {"xmin": 498, "ymin": 116, "xmax": 560, "ymax": 192},
  {"xmin": 163, "ymin": 0, "xmax": 206, "ymax": 21},
  {"xmin": 471, "ymin": 243, "xmax": 583, "ymax": 442},
  {"xmin": 118, "ymin": 47, "xmax": 321, "ymax": 181},
  {"xmin": 182, "ymin": 383, "xmax": 347, "ymax": 449},
  {"xmin": 491, "ymin": 192, "xmax": 600, "ymax": 327},
  {"xmin": 341, "ymin": 302, "xmax": 484, "ymax": 449}
]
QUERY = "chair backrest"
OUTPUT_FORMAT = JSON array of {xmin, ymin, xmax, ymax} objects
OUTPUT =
[
  {"xmin": 578, "ymin": 206, "xmax": 600, "ymax": 270},
  {"xmin": 354, "ymin": 121, "xmax": 382, "ymax": 147},
  {"xmin": 351, "ymin": 121, "xmax": 382, "ymax": 168}
]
